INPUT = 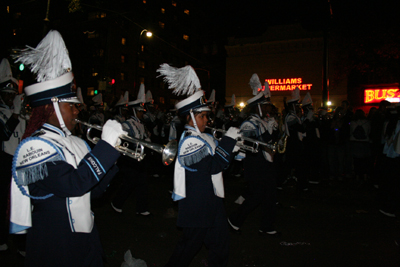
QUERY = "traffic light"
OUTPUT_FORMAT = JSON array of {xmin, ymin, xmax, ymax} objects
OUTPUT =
[
  {"xmin": 19, "ymin": 63, "xmax": 24, "ymax": 71},
  {"xmin": 94, "ymin": 89, "xmax": 98, "ymax": 95}
]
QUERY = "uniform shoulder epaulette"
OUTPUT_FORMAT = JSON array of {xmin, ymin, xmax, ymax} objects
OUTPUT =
[
  {"xmin": 178, "ymin": 135, "xmax": 211, "ymax": 169},
  {"xmin": 12, "ymin": 137, "xmax": 64, "ymax": 187}
]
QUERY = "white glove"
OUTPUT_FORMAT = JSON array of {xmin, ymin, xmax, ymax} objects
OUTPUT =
[
  {"xmin": 13, "ymin": 94, "xmax": 24, "ymax": 114},
  {"xmin": 233, "ymin": 140, "xmax": 243, "ymax": 153},
  {"xmin": 225, "ymin": 127, "xmax": 241, "ymax": 140},
  {"xmin": 101, "ymin": 120, "xmax": 127, "ymax": 147}
]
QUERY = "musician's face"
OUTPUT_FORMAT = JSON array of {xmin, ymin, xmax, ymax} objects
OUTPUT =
[
  {"xmin": 189, "ymin": 111, "xmax": 209, "ymax": 132},
  {"xmin": 48, "ymin": 102, "xmax": 80, "ymax": 131}
]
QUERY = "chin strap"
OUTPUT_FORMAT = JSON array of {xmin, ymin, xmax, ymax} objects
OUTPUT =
[
  {"xmin": 51, "ymin": 97, "xmax": 71, "ymax": 136},
  {"xmin": 189, "ymin": 110, "xmax": 201, "ymax": 134}
]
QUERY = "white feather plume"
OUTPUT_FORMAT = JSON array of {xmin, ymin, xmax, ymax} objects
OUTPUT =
[
  {"xmin": 13, "ymin": 30, "xmax": 72, "ymax": 83},
  {"xmin": 156, "ymin": 63, "xmax": 201, "ymax": 96},
  {"xmin": 249, "ymin": 73, "xmax": 262, "ymax": 96}
]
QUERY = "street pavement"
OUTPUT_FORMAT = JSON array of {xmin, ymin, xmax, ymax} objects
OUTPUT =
[{"xmin": 2, "ymin": 168, "xmax": 400, "ymax": 267}]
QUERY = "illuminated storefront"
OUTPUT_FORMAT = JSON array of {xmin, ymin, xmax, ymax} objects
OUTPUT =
[{"xmin": 225, "ymin": 24, "xmax": 348, "ymax": 111}]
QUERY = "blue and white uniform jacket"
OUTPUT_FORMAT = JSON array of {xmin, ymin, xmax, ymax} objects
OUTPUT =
[
  {"xmin": 10, "ymin": 123, "xmax": 120, "ymax": 234},
  {"xmin": 122, "ymin": 116, "xmax": 150, "ymax": 141},
  {"xmin": 172, "ymin": 126, "xmax": 236, "ymax": 201},
  {"xmin": 240, "ymin": 114, "xmax": 278, "ymax": 162}
]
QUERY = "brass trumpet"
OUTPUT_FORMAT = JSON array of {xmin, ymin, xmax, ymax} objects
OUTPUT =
[
  {"xmin": 206, "ymin": 126, "xmax": 277, "ymax": 153},
  {"xmin": 75, "ymin": 119, "xmax": 178, "ymax": 166}
]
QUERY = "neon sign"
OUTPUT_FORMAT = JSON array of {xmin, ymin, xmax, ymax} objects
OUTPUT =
[
  {"xmin": 364, "ymin": 89, "xmax": 400, "ymax": 104},
  {"xmin": 265, "ymin": 78, "xmax": 312, "ymax": 91}
]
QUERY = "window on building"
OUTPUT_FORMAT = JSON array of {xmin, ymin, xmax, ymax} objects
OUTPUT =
[
  {"xmin": 121, "ymin": 72, "xmax": 125, "ymax": 81},
  {"xmin": 92, "ymin": 72, "xmax": 98, "ymax": 77},
  {"xmin": 183, "ymin": 34, "xmax": 189, "ymax": 41},
  {"xmin": 87, "ymin": 87, "xmax": 95, "ymax": 96},
  {"xmin": 87, "ymin": 32, "xmax": 98, "ymax": 39},
  {"xmin": 161, "ymin": 8, "xmax": 165, "ymax": 13},
  {"xmin": 159, "ymin": 97, "xmax": 165, "ymax": 104},
  {"xmin": 159, "ymin": 21, "xmax": 165, "ymax": 29},
  {"xmin": 184, "ymin": 9, "xmax": 189, "ymax": 15},
  {"xmin": 138, "ymin": 60, "xmax": 145, "ymax": 69},
  {"xmin": 121, "ymin": 55, "xmax": 125, "ymax": 63},
  {"xmin": 143, "ymin": 0, "xmax": 146, "ymax": 3},
  {"xmin": 172, "ymin": 1, "xmax": 177, "ymax": 7},
  {"xmin": 121, "ymin": 37, "xmax": 126, "ymax": 45},
  {"xmin": 140, "ymin": 45, "xmax": 145, "ymax": 52}
]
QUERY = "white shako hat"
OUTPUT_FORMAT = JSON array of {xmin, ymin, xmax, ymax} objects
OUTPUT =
[
  {"xmin": 128, "ymin": 83, "xmax": 145, "ymax": 112},
  {"xmin": 287, "ymin": 86, "xmax": 301, "ymax": 105},
  {"xmin": 115, "ymin": 91, "xmax": 129, "ymax": 107},
  {"xmin": 92, "ymin": 93, "xmax": 103, "ymax": 106},
  {"xmin": 0, "ymin": 58, "xmax": 19, "ymax": 94},
  {"xmin": 145, "ymin": 90, "xmax": 154, "ymax": 106},
  {"xmin": 301, "ymin": 92, "xmax": 313, "ymax": 107},
  {"xmin": 225, "ymin": 94, "xmax": 236, "ymax": 108},
  {"xmin": 157, "ymin": 63, "xmax": 209, "ymax": 133},
  {"xmin": 13, "ymin": 30, "xmax": 80, "ymax": 135},
  {"xmin": 207, "ymin": 89, "xmax": 216, "ymax": 104},
  {"xmin": 246, "ymin": 73, "xmax": 267, "ymax": 107}
]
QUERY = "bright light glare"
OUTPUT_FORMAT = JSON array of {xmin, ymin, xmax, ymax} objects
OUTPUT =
[
  {"xmin": 327, "ymin": 101, "xmax": 332, "ymax": 106},
  {"xmin": 146, "ymin": 31, "xmax": 152, "ymax": 37},
  {"xmin": 239, "ymin": 102, "xmax": 245, "ymax": 107}
]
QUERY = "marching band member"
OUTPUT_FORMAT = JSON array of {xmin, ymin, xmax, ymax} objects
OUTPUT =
[
  {"xmin": 111, "ymin": 84, "xmax": 152, "ymax": 216},
  {"xmin": 158, "ymin": 64, "xmax": 240, "ymax": 266},
  {"xmin": 0, "ymin": 58, "xmax": 27, "ymax": 254},
  {"xmin": 228, "ymin": 74, "xmax": 281, "ymax": 236},
  {"xmin": 113, "ymin": 91, "xmax": 129, "ymax": 123},
  {"xmin": 301, "ymin": 92, "xmax": 322, "ymax": 184},
  {"xmin": 284, "ymin": 87, "xmax": 308, "ymax": 191},
  {"xmin": 88, "ymin": 93, "xmax": 105, "ymax": 126},
  {"xmin": 9, "ymin": 30, "xmax": 126, "ymax": 267}
]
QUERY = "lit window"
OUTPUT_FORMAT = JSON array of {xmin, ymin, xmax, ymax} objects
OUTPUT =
[
  {"xmin": 172, "ymin": 1, "xmax": 177, "ymax": 7},
  {"xmin": 92, "ymin": 72, "xmax": 98, "ymax": 77},
  {"xmin": 96, "ymin": 12, "xmax": 106, "ymax": 19},
  {"xmin": 140, "ymin": 45, "xmax": 145, "ymax": 52},
  {"xmin": 121, "ymin": 72, "xmax": 125, "ymax": 81},
  {"xmin": 121, "ymin": 38, "xmax": 126, "ymax": 45},
  {"xmin": 161, "ymin": 8, "xmax": 165, "ymax": 14},
  {"xmin": 121, "ymin": 55, "xmax": 125, "ymax": 63},
  {"xmin": 159, "ymin": 21, "xmax": 165, "ymax": 29},
  {"xmin": 184, "ymin": 9, "xmax": 189, "ymax": 15},
  {"xmin": 138, "ymin": 60, "xmax": 145, "ymax": 69},
  {"xmin": 143, "ymin": 0, "xmax": 146, "ymax": 3},
  {"xmin": 183, "ymin": 34, "xmax": 189, "ymax": 41},
  {"xmin": 87, "ymin": 87, "xmax": 95, "ymax": 96},
  {"xmin": 13, "ymin": 29, "xmax": 16, "ymax": 36}
]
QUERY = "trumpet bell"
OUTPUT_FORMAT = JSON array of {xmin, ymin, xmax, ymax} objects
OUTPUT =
[{"xmin": 162, "ymin": 140, "xmax": 178, "ymax": 166}]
